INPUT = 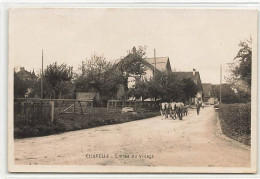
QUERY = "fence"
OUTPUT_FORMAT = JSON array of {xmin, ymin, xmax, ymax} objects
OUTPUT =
[
  {"xmin": 14, "ymin": 98, "xmax": 159, "ymax": 124},
  {"xmin": 14, "ymin": 99, "xmax": 54, "ymax": 123},
  {"xmin": 14, "ymin": 98, "xmax": 94, "ymax": 123}
]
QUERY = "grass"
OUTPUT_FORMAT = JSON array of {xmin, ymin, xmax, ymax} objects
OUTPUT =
[{"xmin": 14, "ymin": 108, "xmax": 160, "ymax": 138}]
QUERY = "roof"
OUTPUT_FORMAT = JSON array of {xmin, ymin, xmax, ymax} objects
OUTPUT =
[
  {"xmin": 173, "ymin": 71, "xmax": 203, "ymax": 91},
  {"xmin": 114, "ymin": 57, "xmax": 171, "ymax": 72},
  {"xmin": 202, "ymin": 83, "xmax": 213, "ymax": 98},
  {"xmin": 16, "ymin": 69, "xmax": 33, "ymax": 77},
  {"xmin": 144, "ymin": 57, "xmax": 170, "ymax": 72},
  {"xmin": 16, "ymin": 68, "xmax": 37, "ymax": 80}
]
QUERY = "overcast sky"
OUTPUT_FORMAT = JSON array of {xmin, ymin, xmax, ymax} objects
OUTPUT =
[{"xmin": 9, "ymin": 8, "xmax": 257, "ymax": 84}]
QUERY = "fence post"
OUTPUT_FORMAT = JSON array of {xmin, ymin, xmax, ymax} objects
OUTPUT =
[
  {"xmin": 50, "ymin": 101, "xmax": 54, "ymax": 123},
  {"xmin": 73, "ymin": 100, "xmax": 75, "ymax": 114},
  {"xmin": 107, "ymin": 101, "xmax": 109, "ymax": 113}
]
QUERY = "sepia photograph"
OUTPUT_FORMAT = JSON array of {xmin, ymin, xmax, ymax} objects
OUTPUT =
[{"xmin": 8, "ymin": 8, "xmax": 257, "ymax": 173}]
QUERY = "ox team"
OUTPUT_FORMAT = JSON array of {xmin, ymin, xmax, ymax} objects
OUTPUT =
[{"xmin": 160, "ymin": 102, "xmax": 189, "ymax": 120}]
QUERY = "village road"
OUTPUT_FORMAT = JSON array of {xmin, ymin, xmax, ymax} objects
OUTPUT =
[{"xmin": 14, "ymin": 106, "xmax": 250, "ymax": 167}]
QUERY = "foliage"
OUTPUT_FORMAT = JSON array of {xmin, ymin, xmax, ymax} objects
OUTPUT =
[
  {"xmin": 14, "ymin": 72, "xmax": 29, "ymax": 98},
  {"xmin": 74, "ymin": 54, "xmax": 124, "ymax": 101},
  {"xmin": 35, "ymin": 62, "xmax": 73, "ymax": 99},
  {"xmin": 212, "ymin": 84, "xmax": 248, "ymax": 104},
  {"xmin": 218, "ymin": 103, "xmax": 251, "ymax": 146},
  {"xmin": 128, "ymin": 71, "xmax": 194, "ymax": 103},
  {"xmin": 181, "ymin": 78, "xmax": 198, "ymax": 101},
  {"xmin": 117, "ymin": 46, "xmax": 147, "ymax": 77},
  {"xmin": 127, "ymin": 80, "xmax": 149, "ymax": 100},
  {"xmin": 226, "ymin": 37, "xmax": 252, "ymax": 102}
]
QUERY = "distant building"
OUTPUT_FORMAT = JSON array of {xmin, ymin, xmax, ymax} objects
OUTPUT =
[
  {"xmin": 16, "ymin": 67, "xmax": 37, "ymax": 82},
  {"xmin": 173, "ymin": 69, "xmax": 203, "ymax": 103}
]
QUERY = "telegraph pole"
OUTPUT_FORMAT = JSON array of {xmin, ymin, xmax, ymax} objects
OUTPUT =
[
  {"xmin": 154, "ymin": 49, "xmax": 156, "ymax": 75},
  {"xmin": 41, "ymin": 49, "xmax": 43, "ymax": 99},
  {"xmin": 220, "ymin": 64, "xmax": 222, "ymax": 104}
]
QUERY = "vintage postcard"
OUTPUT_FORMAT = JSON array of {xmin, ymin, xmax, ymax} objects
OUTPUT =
[{"xmin": 8, "ymin": 8, "xmax": 257, "ymax": 173}]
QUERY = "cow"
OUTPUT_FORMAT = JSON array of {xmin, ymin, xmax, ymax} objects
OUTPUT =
[
  {"xmin": 175, "ymin": 102, "xmax": 184, "ymax": 120},
  {"xmin": 169, "ymin": 102, "xmax": 177, "ymax": 120},
  {"xmin": 160, "ymin": 102, "xmax": 170, "ymax": 119}
]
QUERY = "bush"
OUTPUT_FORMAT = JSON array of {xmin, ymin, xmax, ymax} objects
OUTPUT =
[{"xmin": 218, "ymin": 103, "xmax": 251, "ymax": 145}]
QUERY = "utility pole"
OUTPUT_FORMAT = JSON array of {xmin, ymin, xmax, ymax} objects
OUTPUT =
[
  {"xmin": 220, "ymin": 64, "xmax": 222, "ymax": 104},
  {"xmin": 154, "ymin": 49, "xmax": 156, "ymax": 75},
  {"xmin": 41, "ymin": 49, "xmax": 44, "ymax": 99}
]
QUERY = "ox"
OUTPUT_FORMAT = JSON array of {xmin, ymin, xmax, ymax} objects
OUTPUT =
[{"xmin": 160, "ymin": 102, "xmax": 170, "ymax": 119}]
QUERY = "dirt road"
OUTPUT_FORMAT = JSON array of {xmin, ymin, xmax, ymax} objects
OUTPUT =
[{"xmin": 14, "ymin": 106, "xmax": 250, "ymax": 167}]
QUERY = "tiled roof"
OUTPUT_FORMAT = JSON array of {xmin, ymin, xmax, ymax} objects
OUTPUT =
[{"xmin": 144, "ymin": 57, "xmax": 169, "ymax": 72}]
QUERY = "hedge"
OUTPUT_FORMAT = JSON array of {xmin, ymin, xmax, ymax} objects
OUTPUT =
[{"xmin": 218, "ymin": 103, "xmax": 251, "ymax": 146}]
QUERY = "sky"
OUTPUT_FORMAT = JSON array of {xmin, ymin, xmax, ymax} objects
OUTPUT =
[{"xmin": 9, "ymin": 8, "xmax": 257, "ymax": 84}]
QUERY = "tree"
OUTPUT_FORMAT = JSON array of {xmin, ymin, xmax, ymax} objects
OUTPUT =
[
  {"xmin": 182, "ymin": 78, "xmax": 198, "ymax": 103},
  {"xmin": 116, "ymin": 46, "xmax": 148, "ymax": 100},
  {"xmin": 212, "ymin": 84, "xmax": 241, "ymax": 104},
  {"xmin": 14, "ymin": 72, "xmax": 29, "ymax": 98},
  {"xmin": 128, "ymin": 71, "xmax": 187, "ymax": 102},
  {"xmin": 117, "ymin": 46, "xmax": 147, "ymax": 77},
  {"xmin": 226, "ymin": 37, "xmax": 252, "ymax": 102},
  {"xmin": 41, "ymin": 62, "xmax": 73, "ymax": 99},
  {"xmin": 74, "ymin": 54, "xmax": 124, "ymax": 101},
  {"xmin": 127, "ymin": 80, "xmax": 149, "ymax": 100}
]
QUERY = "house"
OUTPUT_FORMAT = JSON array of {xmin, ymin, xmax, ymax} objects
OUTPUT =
[
  {"xmin": 173, "ymin": 69, "xmax": 203, "ymax": 103},
  {"xmin": 141, "ymin": 57, "xmax": 172, "ymax": 80},
  {"xmin": 115, "ymin": 56, "xmax": 172, "ymax": 83},
  {"xmin": 16, "ymin": 67, "xmax": 37, "ymax": 82}
]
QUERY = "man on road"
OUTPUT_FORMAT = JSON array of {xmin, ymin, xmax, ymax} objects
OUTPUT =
[{"xmin": 196, "ymin": 100, "xmax": 202, "ymax": 115}]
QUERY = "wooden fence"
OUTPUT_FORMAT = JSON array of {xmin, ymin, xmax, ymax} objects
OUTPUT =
[
  {"xmin": 14, "ymin": 98, "xmax": 158, "ymax": 123},
  {"xmin": 14, "ymin": 99, "xmax": 54, "ymax": 123},
  {"xmin": 14, "ymin": 98, "xmax": 94, "ymax": 123}
]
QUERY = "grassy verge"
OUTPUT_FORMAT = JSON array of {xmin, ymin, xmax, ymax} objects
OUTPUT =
[{"xmin": 14, "ymin": 109, "xmax": 160, "ymax": 138}]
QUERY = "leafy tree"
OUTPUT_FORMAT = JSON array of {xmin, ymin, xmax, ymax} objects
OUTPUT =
[
  {"xmin": 117, "ymin": 46, "xmax": 147, "ymax": 77},
  {"xmin": 212, "ymin": 84, "xmax": 241, "ymax": 104},
  {"xmin": 226, "ymin": 37, "xmax": 252, "ymax": 102},
  {"xmin": 33, "ymin": 77, "xmax": 53, "ymax": 98},
  {"xmin": 74, "ymin": 54, "xmax": 124, "ymax": 101},
  {"xmin": 128, "ymin": 71, "xmax": 187, "ymax": 102},
  {"xmin": 40, "ymin": 62, "xmax": 73, "ymax": 99},
  {"xmin": 182, "ymin": 78, "xmax": 198, "ymax": 103},
  {"xmin": 14, "ymin": 72, "xmax": 29, "ymax": 98},
  {"xmin": 127, "ymin": 80, "xmax": 149, "ymax": 100}
]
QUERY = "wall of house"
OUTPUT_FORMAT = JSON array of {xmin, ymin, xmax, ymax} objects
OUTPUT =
[{"xmin": 142, "ymin": 68, "xmax": 153, "ymax": 80}]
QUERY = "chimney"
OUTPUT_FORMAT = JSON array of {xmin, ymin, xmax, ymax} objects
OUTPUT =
[
  {"xmin": 20, "ymin": 67, "xmax": 25, "ymax": 71},
  {"xmin": 133, "ymin": 46, "xmax": 136, "ymax": 55},
  {"xmin": 193, "ymin": 68, "xmax": 196, "ymax": 75}
]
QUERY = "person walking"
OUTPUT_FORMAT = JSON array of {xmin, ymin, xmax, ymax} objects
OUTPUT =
[{"xmin": 196, "ymin": 101, "xmax": 201, "ymax": 115}]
